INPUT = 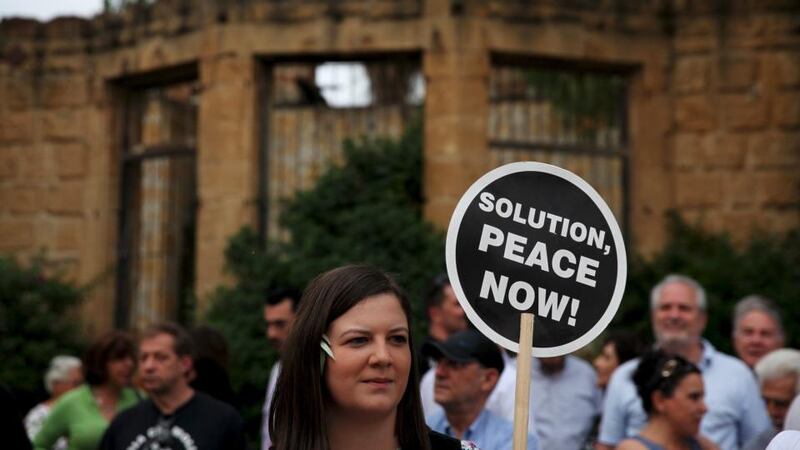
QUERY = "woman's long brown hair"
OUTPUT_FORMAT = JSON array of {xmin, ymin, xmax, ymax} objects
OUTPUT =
[{"xmin": 269, "ymin": 264, "xmax": 430, "ymax": 450}]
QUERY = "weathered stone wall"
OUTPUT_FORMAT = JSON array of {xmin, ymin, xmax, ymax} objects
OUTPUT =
[
  {"xmin": 669, "ymin": 5, "xmax": 800, "ymax": 242},
  {"xmin": 1, "ymin": 0, "xmax": 797, "ymax": 333}
]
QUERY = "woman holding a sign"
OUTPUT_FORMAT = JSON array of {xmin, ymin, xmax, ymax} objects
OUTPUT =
[
  {"xmin": 614, "ymin": 351, "xmax": 718, "ymax": 450},
  {"xmin": 268, "ymin": 265, "xmax": 477, "ymax": 450}
]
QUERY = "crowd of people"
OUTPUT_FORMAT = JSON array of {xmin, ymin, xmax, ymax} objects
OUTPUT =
[{"xmin": 4, "ymin": 266, "xmax": 799, "ymax": 450}]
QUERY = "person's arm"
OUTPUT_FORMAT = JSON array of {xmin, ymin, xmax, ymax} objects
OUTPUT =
[
  {"xmin": 698, "ymin": 434, "xmax": 720, "ymax": 450},
  {"xmin": 613, "ymin": 438, "xmax": 645, "ymax": 450},
  {"xmin": 31, "ymin": 399, "xmax": 69, "ymax": 450},
  {"xmin": 596, "ymin": 372, "xmax": 627, "ymax": 448},
  {"xmin": 785, "ymin": 395, "xmax": 800, "ymax": 431},
  {"xmin": 23, "ymin": 406, "xmax": 44, "ymax": 441},
  {"xmin": 737, "ymin": 374, "xmax": 772, "ymax": 445}
]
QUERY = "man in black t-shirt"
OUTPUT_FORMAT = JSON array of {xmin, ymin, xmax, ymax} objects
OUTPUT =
[{"xmin": 100, "ymin": 322, "xmax": 245, "ymax": 450}]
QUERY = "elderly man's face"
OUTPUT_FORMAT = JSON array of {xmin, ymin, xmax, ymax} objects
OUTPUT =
[
  {"xmin": 734, "ymin": 310, "xmax": 784, "ymax": 368},
  {"xmin": 762, "ymin": 374, "xmax": 797, "ymax": 429},
  {"xmin": 652, "ymin": 281, "xmax": 706, "ymax": 348}
]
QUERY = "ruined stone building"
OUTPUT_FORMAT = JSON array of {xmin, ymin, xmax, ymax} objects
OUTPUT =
[{"xmin": 0, "ymin": 0, "xmax": 798, "ymax": 334}]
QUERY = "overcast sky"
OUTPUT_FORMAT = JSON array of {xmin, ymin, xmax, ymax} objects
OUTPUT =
[{"xmin": 0, "ymin": 0, "xmax": 102, "ymax": 20}]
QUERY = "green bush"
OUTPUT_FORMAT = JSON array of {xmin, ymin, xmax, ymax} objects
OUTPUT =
[
  {"xmin": 615, "ymin": 213, "xmax": 800, "ymax": 353},
  {"xmin": 205, "ymin": 120, "xmax": 445, "ymax": 441},
  {"xmin": 0, "ymin": 255, "xmax": 86, "ymax": 409}
]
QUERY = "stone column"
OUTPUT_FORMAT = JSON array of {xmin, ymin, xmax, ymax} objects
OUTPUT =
[
  {"xmin": 195, "ymin": 52, "xmax": 259, "ymax": 313},
  {"xmin": 422, "ymin": 9, "xmax": 491, "ymax": 230}
]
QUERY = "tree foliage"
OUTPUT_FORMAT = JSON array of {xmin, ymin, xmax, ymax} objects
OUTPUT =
[
  {"xmin": 615, "ymin": 213, "xmax": 800, "ymax": 353},
  {"xmin": 205, "ymin": 121, "xmax": 444, "ymax": 439},
  {"xmin": 0, "ymin": 255, "xmax": 85, "ymax": 409}
]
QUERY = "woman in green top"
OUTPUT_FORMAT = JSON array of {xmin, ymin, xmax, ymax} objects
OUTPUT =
[{"xmin": 33, "ymin": 330, "xmax": 140, "ymax": 450}]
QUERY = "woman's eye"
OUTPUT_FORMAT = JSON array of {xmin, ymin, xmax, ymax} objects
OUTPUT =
[
  {"xmin": 347, "ymin": 337, "xmax": 369, "ymax": 346},
  {"xmin": 389, "ymin": 335, "xmax": 408, "ymax": 345}
]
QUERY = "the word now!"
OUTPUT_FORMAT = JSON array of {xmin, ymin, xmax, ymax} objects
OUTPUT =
[{"xmin": 479, "ymin": 270, "xmax": 580, "ymax": 326}]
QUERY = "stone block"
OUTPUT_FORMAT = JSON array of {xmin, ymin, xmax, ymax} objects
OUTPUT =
[
  {"xmin": 673, "ymin": 35, "xmax": 716, "ymax": 55},
  {"xmin": 722, "ymin": 93, "xmax": 768, "ymax": 131},
  {"xmin": 675, "ymin": 172, "xmax": 723, "ymax": 208},
  {"xmin": 425, "ymin": 76, "xmax": 488, "ymax": 117},
  {"xmin": 674, "ymin": 132, "xmax": 748, "ymax": 170},
  {"xmin": 43, "ymin": 109, "xmax": 85, "ymax": 141},
  {"xmin": 426, "ymin": 115, "xmax": 488, "ymax": 159},
  {"xmin": 764, "ymin": 51, "xmax": 800, "ymax": 88},
  {"xmin": 203, "ymin": 54, "xmax": 254, "ymax": 84},
  {"xmin": 424, "ymin": 196, "xmax": 457, "ymax": 231},
  {"xmin": 55, "ymin": 143, "xmax": 88, "ymax": 178},
  {"xmin": 673, "ymin": 133, "xmax": 707, "ymax": 168},
  {"xmin": 3, "ymin": 76, "xmax": 34, "ymax": 111},
  {"xmin": 42, "ymin": 75, "xmax": 88, "ymax": 108},
  {"xmin": 42, "ymin": 53, "xmax": 87, "ymax": 72},
  {"xmin": 424, "ymin": 50, "xmax": 489, "ymax": 78},
  {"xmin": 640, "ymin": 65, "xmax": 668, "ymax": 93},
  {"xmin": 674, "ymin": 96, "xmax": 715, "ymax": 131},
  {"xmin": 0, "ymin": 147, "xmax": 18, "ymax": 180},
  {"xmin": 756, "ymin": 172, "xmax": 800, "ymax": 207},
  {"xmin": 772, "ymin": 93, "xmax": 800, "ymax": 128},
  {"xmin": 719, "ymin": 132, "xmax": 750, "ymax": 163},
  {"xmin": 723, "ymin": 173, "xmax": 756, "ymax": 208},
  {"xmin": 18, "ymin": 146, "xmax": 49, "ymax": 179},
  {"xmin": 673, "ymin": 56, "xmax": 710, "ymax": 94},
  {"xmin": 47, "ymin": 183, "xmax": 84, "ymax": 215},
  {"xmin": 748, "ymin": 132, "xmax": 800, "ymax": 168},
  {"xmin": 763, "ymin": 210, "xmax": 800, "ymax": 235},
  {"xmin": 0, "ymin": 111, "xmax": 33, "ymax": 143},
  {"xmin": 720, "ymin": 211, "xmax": 762, "ymax": 245},
  {"xmin": 719, "ymin": 53, "xmax": 757, "ymax": 90},
  {"xmin": 0, "ymin": 219, "xmax": 34, "ymax": 250},
  {"xmin": 675, "ymin": 19, "xmax": 715, "ymax": 37},
  {"xmin": 54, "ymin": 218, "xmax": 83, "ymax": 251},
  {"xmin": 9, "ymin": 185, "xmax": 43, "ymax": 214}
]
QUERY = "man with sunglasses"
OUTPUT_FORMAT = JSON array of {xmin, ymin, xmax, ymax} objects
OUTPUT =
[
  {"xmin": 99, "ymin": 322, "xmax": 245, "ymax": 450},
  {"xmin": 596, "ymin": 275, "xmax": 771, "ymax": 450}
]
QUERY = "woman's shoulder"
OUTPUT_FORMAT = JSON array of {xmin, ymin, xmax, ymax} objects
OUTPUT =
[
  {"xmin": 51, "ymin": 384, "xmax": 90, "ymax": 410},
  {"xmin": 427, "ymin": 430, "xmax": 480, "ymax": 450},
  {"xmin": 615, "ymin": 436, "xmax": 652, "ymax": 450},
  {"xmin": 696, "ymin": 435, "xmax": 719, "ymax": 450}
]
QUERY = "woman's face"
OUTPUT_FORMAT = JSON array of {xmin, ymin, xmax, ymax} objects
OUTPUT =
[
  {"xmin": 324, "ymin": 293, "xmax": 411, "ymax": 418},
  {"xmin": 593, "ymin": 342, "xmax": 619, "ymax": 389},
  {"xmin": 106, "ymin": 355, "xmax": 135, "ymax": 388},
  {"xmin": 659, "ymin": 373, "xmax": 707, "ymax": 437}
]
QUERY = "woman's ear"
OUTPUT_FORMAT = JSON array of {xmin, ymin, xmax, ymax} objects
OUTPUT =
[{"xmin": 651, "ymin": 390, "xmax": 668, "ymax": 415}]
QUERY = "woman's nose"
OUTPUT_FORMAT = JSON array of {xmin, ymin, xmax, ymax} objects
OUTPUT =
[{"xmin": 368, "ymin": 341, "xmax": 392, "ymax": 366}]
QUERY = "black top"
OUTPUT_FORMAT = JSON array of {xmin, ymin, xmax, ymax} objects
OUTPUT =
[
  {"xmin": 0, "ymin": 384, "xmax": 32, "ymax": 450},
  {"xmin": 269, "ymin": 429, "xmax": 462, "ymax": 450},
  {"xmin": 429, "ymin": 429, "xmax": 462, "ymax": 449},
  {"xmin": 99, "ymin": 391, "xmax": 245, "ymax": 450}
]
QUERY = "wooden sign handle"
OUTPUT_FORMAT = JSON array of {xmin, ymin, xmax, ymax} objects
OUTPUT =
[{"xmin": 513, "ymin": 313, "xmax": 535, "ymax": 450}]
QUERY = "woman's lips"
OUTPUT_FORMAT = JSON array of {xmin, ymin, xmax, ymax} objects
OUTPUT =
[{"xmin": 363, "ymin": 378, "xmax": 393, "ymax": 386}]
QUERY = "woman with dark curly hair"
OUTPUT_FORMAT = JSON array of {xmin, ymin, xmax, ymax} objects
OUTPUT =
[
  {"xmin": 615, "ymin": 351, "xmax": 717, "ymax": 450},
  {"xmin": 269, "ymin": 264, "xmax": 478, "ymax": 450},
  {"xmin": 33, "ymin": 330, "xmax": 140, "ymax": 450}
]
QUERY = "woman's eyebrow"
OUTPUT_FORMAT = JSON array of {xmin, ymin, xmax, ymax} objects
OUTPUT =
[{"xmin": 338, "ymin": 328, "xmax": 370, "ymax": 338}]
